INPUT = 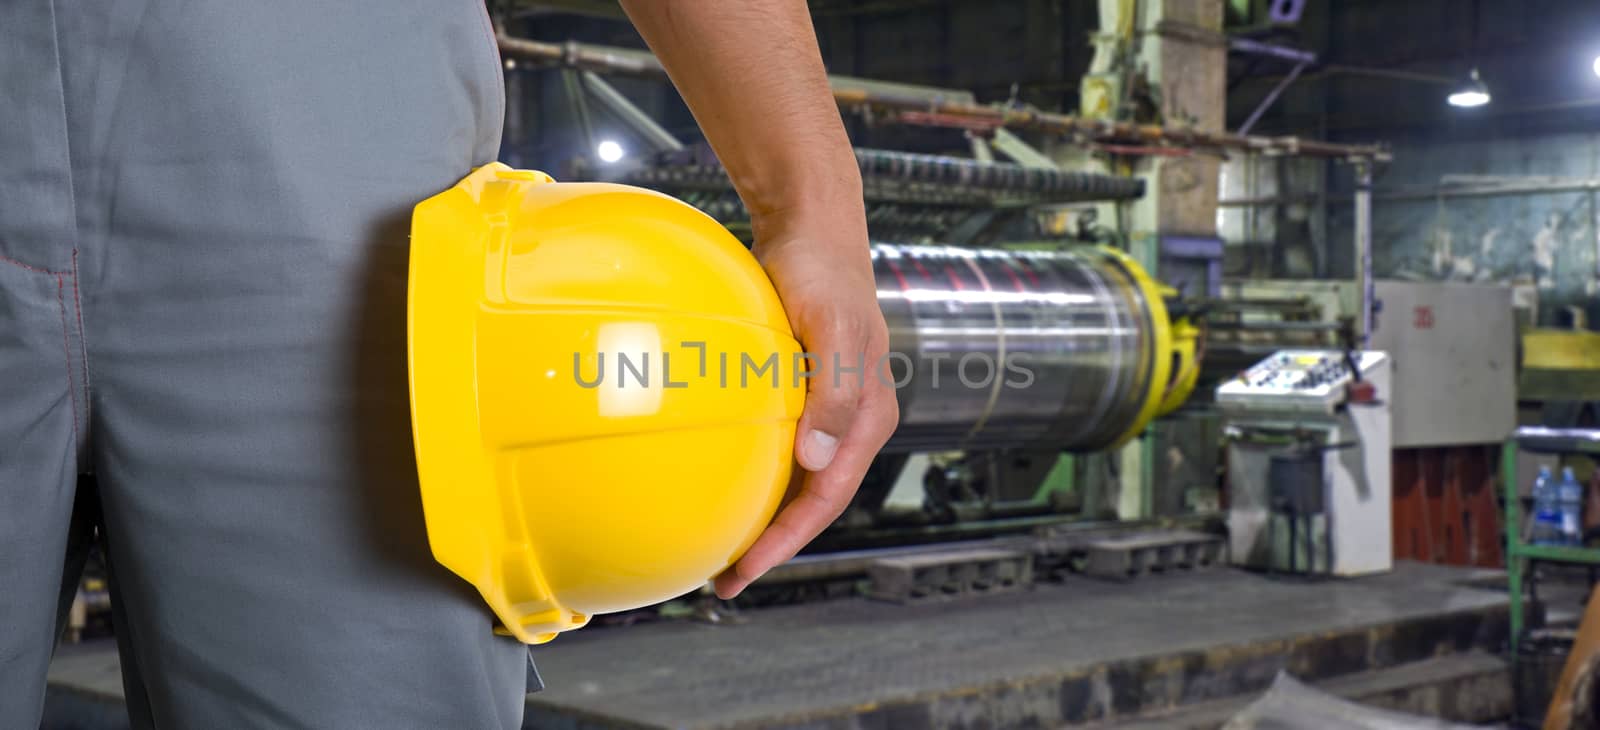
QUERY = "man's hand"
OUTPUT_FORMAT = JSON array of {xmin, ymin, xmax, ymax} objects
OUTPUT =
[
  {"xmin": 618, "ymin": 1, "xmax": 899, "ymax": 596},
  {"xmin": 712, "ymin": 213, "xmax": 898, "ymax": 599}
]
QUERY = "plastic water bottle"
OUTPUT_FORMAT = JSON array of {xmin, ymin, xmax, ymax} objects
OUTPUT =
[
  {"xmin": 1558, "ymin": 467, "xmax": 1585, "ymax": 546},
  {"xmin": 1531, "ymin": 466, "xmax": 1561, "ymax": 545}
]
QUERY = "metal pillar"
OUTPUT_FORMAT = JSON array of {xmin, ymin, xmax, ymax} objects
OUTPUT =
[
  {"xmin": 1504, "ymin": 439, "xmax": 1523, "ymax": 651},
  {"xmin": 1354, "ymin": 161, "xmax": 1374, "ymax": 344},
  {"xmin": 559, "ymin": 69, "xmax": 596, "ymax": 155},
  {"xmin": 969, "ymin": 135, "xmax": 995, "ymax": 164}
]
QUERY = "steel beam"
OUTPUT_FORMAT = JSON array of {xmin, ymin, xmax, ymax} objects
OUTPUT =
[
  {"xmin": 579, "ymin": 71, "xmax": 684, "ymax": 153},
  {"xmin": 990, "ymin": 129, "xmax": 1059, "ymax": 169},
  {"xmin": 1236, "ymin": 60, "xmax": 1307, "ymax": 135},
  {"xmin": 1229, "ymin": 37, "xmax": 1316, "ymax": 65}
]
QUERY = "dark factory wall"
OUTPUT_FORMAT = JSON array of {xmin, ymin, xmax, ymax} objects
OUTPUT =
[{"xmin": 1292, "ymin": 0, "xmax": 1600, "ymax": 323}]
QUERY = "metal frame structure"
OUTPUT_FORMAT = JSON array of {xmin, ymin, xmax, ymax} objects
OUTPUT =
[
  {"xmin": 1504, "ymin": 426, "xmax": 1600, "ymax": 653},
  {"xmin": 500, "ymin": 29, "xmax": 1389, "ymax": 531},
  {"xmin": 497, "ymin": 35, "xmax": 1391, "ymax": 162},
  {"xmin": 1228, "ymin": 37, "xmax": 1317, "ymax": 136}
]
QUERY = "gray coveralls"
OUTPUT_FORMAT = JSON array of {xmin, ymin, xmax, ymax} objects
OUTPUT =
[{"xmin": 2, "ymin": 2, "xmax": 532, "ymax": 726}]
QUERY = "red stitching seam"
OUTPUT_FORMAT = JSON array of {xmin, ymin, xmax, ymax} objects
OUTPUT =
[
  {"xmin": 56, "ymin": 275, "xmax": 81, "ymax": 452},
  {"xmin": 71, "ymin": 249, "xmax": 90, "ymax": 417},
  {"xmin": 0, "ymin": 252, "xmax": 69, "ymax": 276}
]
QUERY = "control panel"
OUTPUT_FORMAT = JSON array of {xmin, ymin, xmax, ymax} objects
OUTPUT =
[{"xmin": 1216, "ymin": 349, "xmax": 1388, "ymax": 415}]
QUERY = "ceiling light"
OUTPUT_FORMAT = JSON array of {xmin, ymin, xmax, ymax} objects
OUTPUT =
[
  {"xmin": 1593, "ymin": 55, "xmax": 1600, "ymax": 79},
  {"xmin": 596, "ymin": 140, "xmax": 624, "ymax": 163},
  {"xmin": 1447, "ymin": 68, "xmax": 1491, "ymax": 108}
]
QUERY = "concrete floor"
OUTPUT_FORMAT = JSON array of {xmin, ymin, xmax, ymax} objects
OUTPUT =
[
  {"xmin": 45, "ymin": 561, "xmax": 1511, "ymax": 729},
  {"xmin": 520, "ymin": 562, "xmax": 1508, "ymax": 728}
]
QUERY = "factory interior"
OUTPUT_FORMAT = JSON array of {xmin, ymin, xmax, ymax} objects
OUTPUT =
[{"xmin": 39, "ymin": 0, "xmax": 1600, "ymax": 728}]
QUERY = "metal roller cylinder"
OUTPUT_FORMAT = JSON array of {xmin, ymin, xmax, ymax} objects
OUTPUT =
[{"xmin": 874, "ymin": 243, "xmax": 1171, "ymax": 453}]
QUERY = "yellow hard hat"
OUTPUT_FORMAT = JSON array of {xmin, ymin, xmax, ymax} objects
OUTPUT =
[{"xmin": 407, "ymin": 163, "xmax": 803, "ymax": 644}]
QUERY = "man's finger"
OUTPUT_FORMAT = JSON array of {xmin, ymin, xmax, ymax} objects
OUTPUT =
[
  {"xmin": 714, "ymin": 391, "xmax": 898, "ymax": 598},
  {"xmin": 793, "ymin": 334, "xmax": 871, "ymax": 472}
]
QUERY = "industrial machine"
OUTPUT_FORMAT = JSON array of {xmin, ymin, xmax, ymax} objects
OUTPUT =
[
  {"xmin": 876, "ymin": 243, "xmax": 1184, "ymax": 454},
  {"xmin": 605, "ymin": 143, "xmax": 1201, "ymax": 545},
  {"xmin": 818, "ymin": 243, "xmax": 1201, "ymax": 543},
  {"xmin": 1217, "ymin": 349, "xmax": 1393, "ymax": 576},
  {"xmin": 492, "ymin": 30, "xmax": 1388, "ymax": 599},
  {"xmin": 406, "ymin": 163, "xmax": 1209, "ymax": 639}
]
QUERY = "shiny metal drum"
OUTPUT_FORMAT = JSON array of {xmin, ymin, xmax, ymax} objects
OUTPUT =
[{"xmin": 873, "ymin": 244, "xmax": 1168, "ymax": 453}]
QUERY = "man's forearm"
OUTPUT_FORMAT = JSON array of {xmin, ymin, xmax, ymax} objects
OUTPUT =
[
  {"xmin": 618, "ymin": 2, "xmax": 895, "ymax": 599},
  {"xmin": 617, "ymin": 1, "xmax": 863, "ymax": 232}
]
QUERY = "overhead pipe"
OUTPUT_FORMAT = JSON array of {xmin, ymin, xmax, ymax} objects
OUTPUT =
[{"xmin": 496, "ymin": 35, "xmax": 1392, "ymax": 162}]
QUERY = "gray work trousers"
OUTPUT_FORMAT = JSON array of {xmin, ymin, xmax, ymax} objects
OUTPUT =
[{"xmin": 1, "ymin": 2, "xmax": 532, "ymax": 727}]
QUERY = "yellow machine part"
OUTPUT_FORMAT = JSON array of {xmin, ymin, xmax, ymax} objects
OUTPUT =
[
  {"xmin": 1523, "ymin": 328, "xmax": 1600, "ymax": 369},
  {"xmin": 408, "ymin": 163, "xmax": 803, "ymax": 644},
  {"xmin": 1098, "ymin": 246, "xmax": 1176, "ymax": 448},
  {"xmin": 1520, "ymin": 328, "xmax": 1600, "ymax": 402},
  {"xmin": 1157, "ymin": 315, "xmax": 1201, "ymax": 417}
]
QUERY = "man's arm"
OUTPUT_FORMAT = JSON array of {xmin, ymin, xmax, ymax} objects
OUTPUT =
[{"xmin": 617, "ymin": 0, "xmax": 898, "ymax": 598}]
